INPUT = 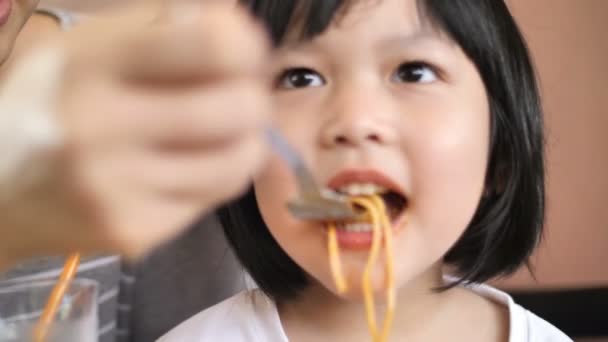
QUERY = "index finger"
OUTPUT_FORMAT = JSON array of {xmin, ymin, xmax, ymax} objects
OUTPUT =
[
  {"xmin": 68, "ymin": 2, "xmax": 270, "ymax": 83},
  {"xmin": 117, "ymin": 2, "xmax": 270, "ymax": 83}
]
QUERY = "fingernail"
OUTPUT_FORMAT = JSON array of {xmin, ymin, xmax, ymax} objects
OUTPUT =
[{"xmin": 157, "ymin": 0, "xmax": 203, "ymax": 26}]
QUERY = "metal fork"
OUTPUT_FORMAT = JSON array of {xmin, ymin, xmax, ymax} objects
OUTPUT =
[{"xmin": 265, "ymin": 127, "xmax": 360, "ymax": 221}]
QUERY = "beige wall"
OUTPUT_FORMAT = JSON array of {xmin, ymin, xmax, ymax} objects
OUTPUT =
[{"xmin": 498, "ymin": 0, "xmax": 608, "ymax": 290}]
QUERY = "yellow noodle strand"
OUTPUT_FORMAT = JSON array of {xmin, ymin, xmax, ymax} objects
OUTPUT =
[
  {"xmin": 326, "ymin": 195, "xmax": 397, "ymax": 342},
  {"xmin": 34, "ymin": 253, "xmax": 81, "ymax": 342},
  {"xmin": 350, "ymin": 197, "xmax": 382, "ymax": 340},
  {"xmin": 328, "ymin": 223, "xmax": 348, "ymax": 294},
  {"xmin": 371, "ymin": 196, "xmax": 395, "ymax": 342}
]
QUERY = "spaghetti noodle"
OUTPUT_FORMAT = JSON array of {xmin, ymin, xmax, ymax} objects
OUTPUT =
[
  {"xmin": 33, "ymin": 253, "xmax": 81, "ymax": 342},
  {"xmin": 327, "ymin": 195, "xmax": 396, "ymax": 342},
  {"xmin": 328, "ymin": 223, "xmax": 348, "ymax": 294}
]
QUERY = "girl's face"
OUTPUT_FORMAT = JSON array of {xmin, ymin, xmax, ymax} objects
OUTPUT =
[{"xmin": 254, "ymin": 0, "xmax": 490, "ymax": 298}]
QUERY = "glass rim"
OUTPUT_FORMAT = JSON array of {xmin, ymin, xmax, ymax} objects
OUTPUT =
[{"xmin": 0, "ymin": 278, "xmax": 98, "ymax": 295}]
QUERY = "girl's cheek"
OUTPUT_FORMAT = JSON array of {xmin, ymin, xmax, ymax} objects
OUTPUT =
[
  {"xmin": 254, "ymin": 156, "xmax": 294, "ymax": 198},
  {"xmin": 402, "ymin": 101, "xmax": 489, "ymax": 233}
]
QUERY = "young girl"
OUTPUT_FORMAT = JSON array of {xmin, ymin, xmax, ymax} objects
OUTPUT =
[{"xmin": 160, "ymin": 0, "xmax": 571, "ymax": 341}]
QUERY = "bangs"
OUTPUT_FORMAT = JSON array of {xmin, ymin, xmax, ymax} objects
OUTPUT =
[
  {"xmin": 240, "ymin": 0, "xmax": 449, "ymax": 46},
  {"xmin": 239, "ymin": 0, "xmax": 351, "ymax": 45}
]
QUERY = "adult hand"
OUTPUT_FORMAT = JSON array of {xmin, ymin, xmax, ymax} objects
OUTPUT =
[{"xmin": 0, "ymin": 1, "xmax": 270, "ymax": 266}]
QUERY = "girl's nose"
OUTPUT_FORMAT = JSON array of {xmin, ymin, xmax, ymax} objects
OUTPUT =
[
  {"xmin": 320, "ymin": 90, "xmax": 398, "ymax": 148},
  {"xmin": 324, "ymin": 119, "xmax": 386, "ymax": 147}
]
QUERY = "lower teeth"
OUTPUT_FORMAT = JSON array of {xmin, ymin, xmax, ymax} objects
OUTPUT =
[{"xmin": 338, "ymin": 222, "xmax": 373, "ymax": 232}]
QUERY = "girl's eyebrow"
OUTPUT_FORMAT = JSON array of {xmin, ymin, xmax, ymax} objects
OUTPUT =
[
  {"xmin": 375, "ymin": 31, "xmax": 448, "ymax": 50},
  {"xmin": 279, "ymin": 29, "xmax": 448, "ymax": 55}
]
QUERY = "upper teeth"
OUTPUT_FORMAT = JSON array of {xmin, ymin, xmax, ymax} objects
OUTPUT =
[
  {"xmin": 337, "ymin": 183, "xmax": 388, "ymax": 196},
  {"xmin": 337, "ymin": 222, "xmax": 373, "ymax": 232}
]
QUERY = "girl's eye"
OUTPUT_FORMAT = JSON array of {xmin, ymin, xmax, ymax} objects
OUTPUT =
[
  {"xmin": 391, "ymin": 62, "xmax": 438, "ymax": 84},
  {"xmin": 277, "ymin": 68, "xmax": 325, "ymax": 89}
]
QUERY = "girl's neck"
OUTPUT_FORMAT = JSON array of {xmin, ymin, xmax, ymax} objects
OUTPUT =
[
  {"xmin": 278, "ymin": 265, "xmax": 510, "ymax": 342},
  {"xmin": 278, "ymin": 265, "xmax": 451, "ymax": 341}
]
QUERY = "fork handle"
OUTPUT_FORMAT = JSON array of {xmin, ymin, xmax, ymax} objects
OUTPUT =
[
  {"xmin": 264, "ymin": 127, "xmax": 300, "ymax": 168},
  {"xmin": 264, "ymin": 127, "xmax": 319, "ymax": 192}
]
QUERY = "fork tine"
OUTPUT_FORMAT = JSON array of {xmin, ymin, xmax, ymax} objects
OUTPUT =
[{"xmin": 287, "ymin": 199, "xmax": 358, "ymax": 221}]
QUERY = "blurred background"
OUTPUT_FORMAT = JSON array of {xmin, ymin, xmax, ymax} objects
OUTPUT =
[
  {"xmin": 497, "ymin": 1, "xmax": 608, "ymax": 341},
  {"xmin": 37, "ymin": 0, "xmax": 608, "ymax": 341}
]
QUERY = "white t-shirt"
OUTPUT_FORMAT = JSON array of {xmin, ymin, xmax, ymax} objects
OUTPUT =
[{"xmin": 158, "ymin": 283, "xmax": 572, "ymax": 342}]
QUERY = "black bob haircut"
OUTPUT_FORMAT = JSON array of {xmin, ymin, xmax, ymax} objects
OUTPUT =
[{"xmin": 218, "ymin": 0, "xmax": 545, "ymax": 301}]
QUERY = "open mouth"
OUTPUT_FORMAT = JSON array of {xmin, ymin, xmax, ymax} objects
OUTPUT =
[
  {"xmin": 325, "ymin": 170, "xmax": 409, "ymax": 241},
  {"xmin": 379, "ymin": 191, "xmax": 408, "ymax": 221}
]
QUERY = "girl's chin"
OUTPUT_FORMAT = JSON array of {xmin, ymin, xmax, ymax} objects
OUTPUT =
[{"xmin": 320, "ymin": 271, "xmax": 392, "ymax": 300}]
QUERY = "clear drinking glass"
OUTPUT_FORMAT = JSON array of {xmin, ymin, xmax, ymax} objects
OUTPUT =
[{"xmin": 0, "ymin": 279, "xmax": 98, "ymax": 342}]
